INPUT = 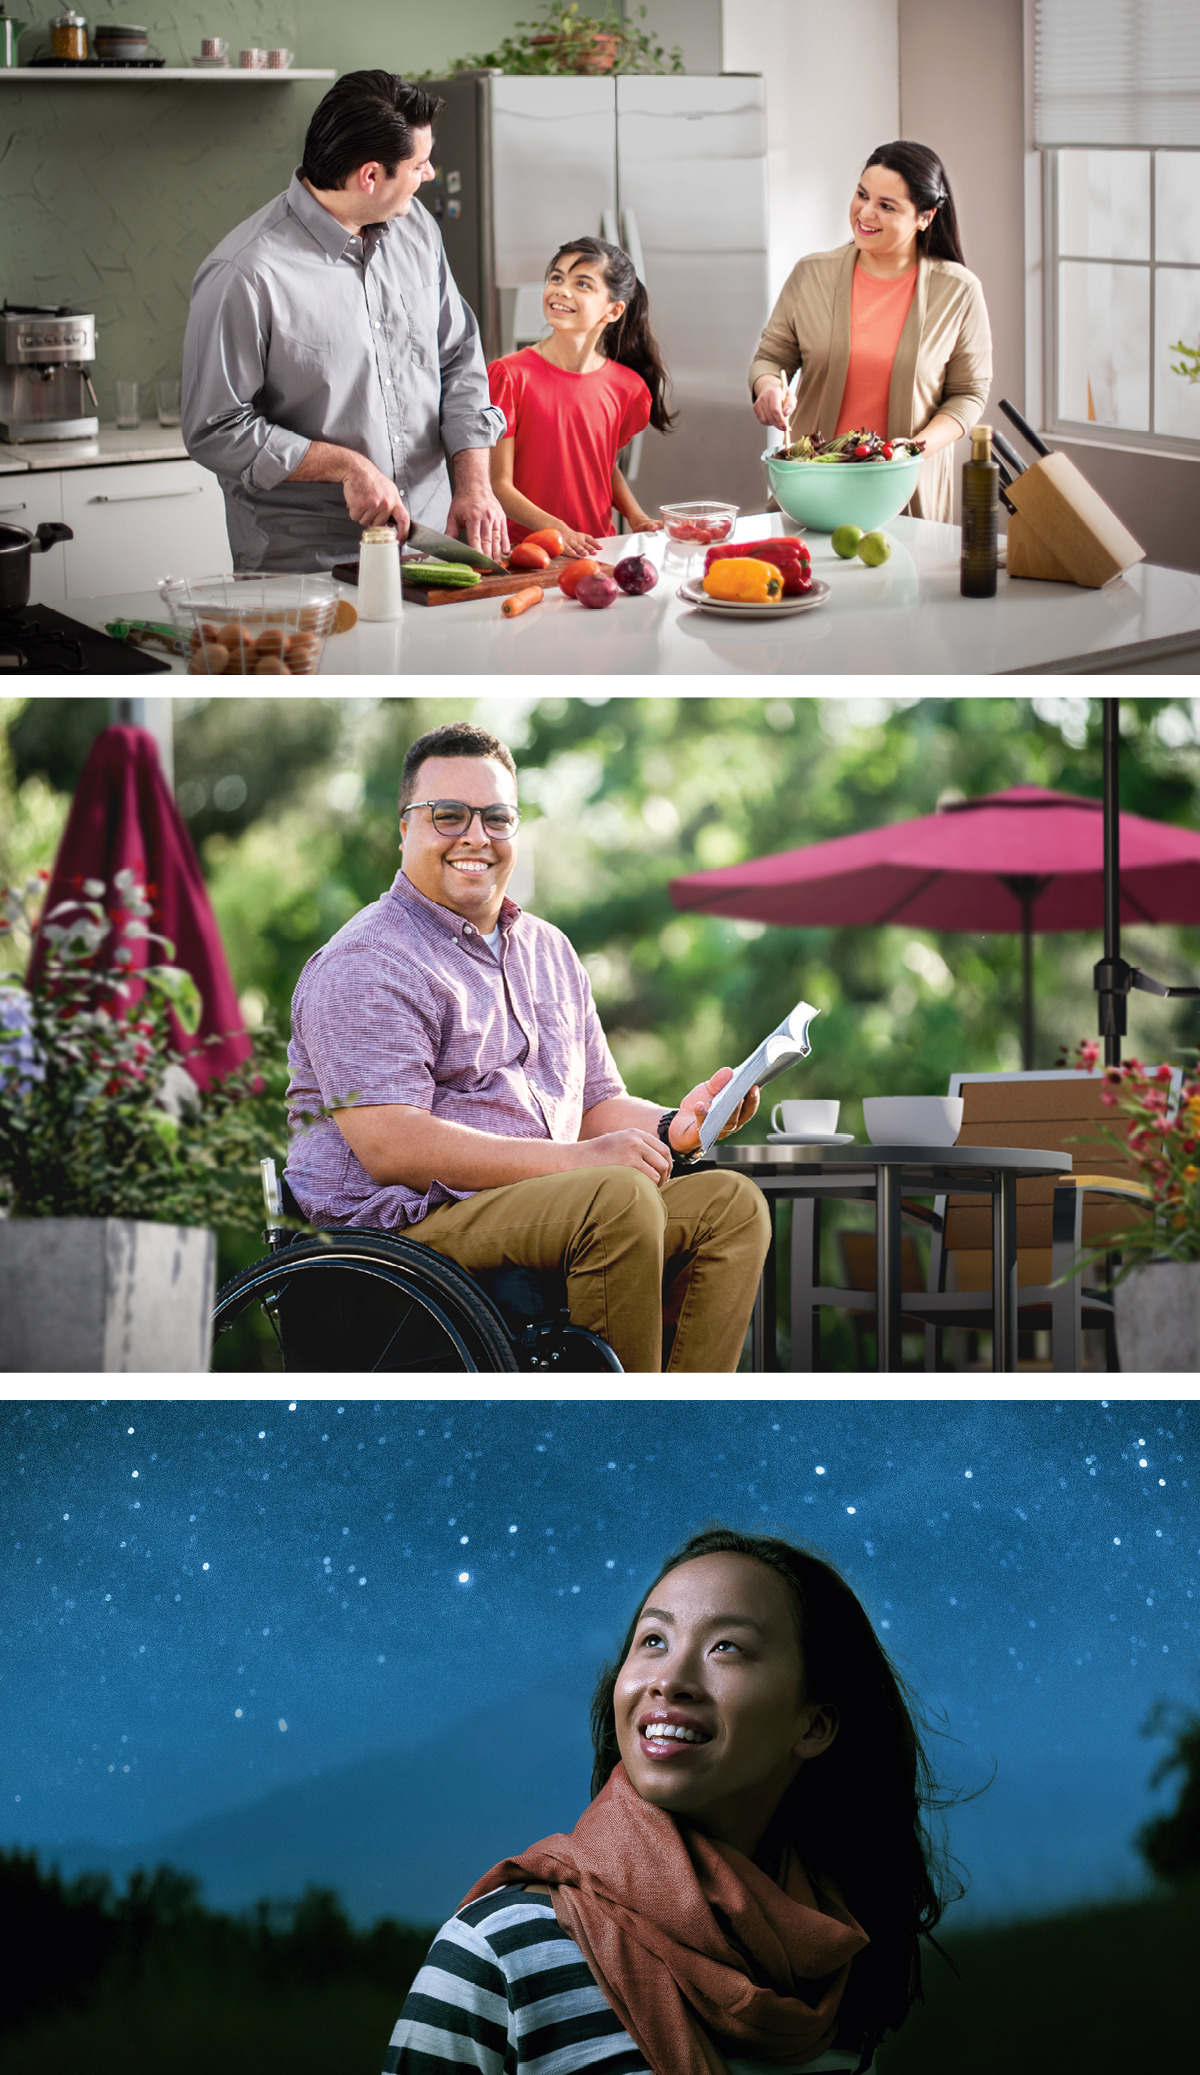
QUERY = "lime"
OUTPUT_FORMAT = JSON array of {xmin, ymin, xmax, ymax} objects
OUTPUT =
[
  {"xmin": 831, "ymin": 524, "xmax": 863, "ymax": 559},
  {"xmin": 857, "ymin": 530, "xmax": 893, "ymax": 566}
]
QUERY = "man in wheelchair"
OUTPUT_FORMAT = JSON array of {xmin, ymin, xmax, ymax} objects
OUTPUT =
[{"xmin": 282, "ymin": 723, "xmax": 770, "ymax": 1373}]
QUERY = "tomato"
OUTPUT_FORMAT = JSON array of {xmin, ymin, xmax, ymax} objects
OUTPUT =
[
  {"xmin": 706, "ymin": 518, "xmax": 732, "ymax": 541},
  {"xmin": 523, "ymin": 527, "xmax": 565, "ymax": 556},
  {"xmin": 508, "ymin": 540, "xmax": 552, "ymax": 571},
  {"xmin": 881, "ymin": 442, "xmax": 894, "ymax": 459},
  {"xmin": 854, "ymin": 443, "xmax": 871, "ymax": 459},
  {"xmin": 558, "ymin": 556, "xmax": 600, "ymax": 598}
]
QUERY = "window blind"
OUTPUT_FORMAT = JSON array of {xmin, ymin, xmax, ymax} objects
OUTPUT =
[{"xmin": 1034, "ymin": 0, "xmax": 1200, "ymax": 146}]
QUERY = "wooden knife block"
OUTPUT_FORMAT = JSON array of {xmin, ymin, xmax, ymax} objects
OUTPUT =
[{"xmin": 1005, "ymin": 450, "xmax": 1145, "ymax": 587}]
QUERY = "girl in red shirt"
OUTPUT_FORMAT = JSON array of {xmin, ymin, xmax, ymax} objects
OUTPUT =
[{"xmin": 488, "ymin": 236, "xmax": 675, "ymax": 555}]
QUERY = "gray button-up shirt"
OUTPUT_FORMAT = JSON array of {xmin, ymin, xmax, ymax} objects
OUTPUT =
[
  {"xmin": 182, "ymin": 171, "xmax": 506, "ymax": 572},
  {"xmin": 284, "ymin": 870, "xmax": 626, "ymax": 1231}
]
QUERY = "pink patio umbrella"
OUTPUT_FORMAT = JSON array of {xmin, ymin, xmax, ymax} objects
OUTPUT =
[
  {"xmin": 30, "ymin": 725, "xmax": 251, "ymax": 1088},
  {"xmin": 669, "ymin": 784, "xmax": 1200, "ymax": 1067}
]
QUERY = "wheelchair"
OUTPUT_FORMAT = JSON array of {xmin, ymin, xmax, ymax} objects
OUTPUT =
[{"xmin": 211, "ymin": 1162, "xmax": 623, "ymax": 1374}]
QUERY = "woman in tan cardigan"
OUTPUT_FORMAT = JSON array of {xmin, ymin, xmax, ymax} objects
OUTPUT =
[{"xmin": 749, "ymin": 141, "xmax": 992, "ymax": 523}]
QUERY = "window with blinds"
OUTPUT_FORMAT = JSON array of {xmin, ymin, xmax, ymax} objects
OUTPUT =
[{"xmin": 1035, "ymin": 5, "xmax": 1200, "ymax": 453}]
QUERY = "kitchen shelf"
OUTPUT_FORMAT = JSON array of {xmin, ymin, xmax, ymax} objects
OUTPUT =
[{"xmin": 0, "ymin": 66, "xmax": 335, "ymax": 80}]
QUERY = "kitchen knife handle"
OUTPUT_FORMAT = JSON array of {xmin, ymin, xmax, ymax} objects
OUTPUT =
[
  {"xmin": 992, "ymin": 428, "xmax": 1027, "ymax": 476},
  {"xmin": 998, "ymin": 398, "xmax": 1052, "ymax": 459}
]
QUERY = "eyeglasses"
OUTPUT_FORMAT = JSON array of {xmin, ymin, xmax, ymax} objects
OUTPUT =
[{"xmin": 405, "ymin": 800, "xmax": 521, "ymax": 838}]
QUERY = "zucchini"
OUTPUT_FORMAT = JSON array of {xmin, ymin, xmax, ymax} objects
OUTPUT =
[{"xmin": 401, "ymin": 562, "xmax": 481, "ymax": 587}]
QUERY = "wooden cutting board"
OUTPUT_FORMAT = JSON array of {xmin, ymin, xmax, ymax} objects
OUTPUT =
[{"xmin": 332, "ymin": 554, "xmax": 613, "ymax": 607}]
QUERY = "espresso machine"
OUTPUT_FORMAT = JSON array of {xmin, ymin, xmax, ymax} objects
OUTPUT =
[{"xmin": 0, "ymin": 302, "xmax": 99, "ymax": 441}]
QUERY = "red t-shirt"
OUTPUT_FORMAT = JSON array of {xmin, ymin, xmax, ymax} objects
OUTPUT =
[{"xmin": 488, "ymin": 346, "xmax": 652, "ymax": 542}]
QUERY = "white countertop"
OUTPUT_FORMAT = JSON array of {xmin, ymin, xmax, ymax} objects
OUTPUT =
[
  {"xmin": 0, "ymin": 423, "xmax": 189, "ymax": 471},
  {"xmin": 63, "ymin": 512, "xmax": 1200, "ymax": 678}
]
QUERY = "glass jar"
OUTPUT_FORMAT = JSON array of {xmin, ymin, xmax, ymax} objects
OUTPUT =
[{"xmin": 50, "ymin": 9, "xmax": 88, "ymax": 60}]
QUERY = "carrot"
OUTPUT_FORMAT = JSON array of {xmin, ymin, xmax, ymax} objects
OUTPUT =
[{"xmin": 501, "ymin": 586, "xmax": 545, "ymax": 618}]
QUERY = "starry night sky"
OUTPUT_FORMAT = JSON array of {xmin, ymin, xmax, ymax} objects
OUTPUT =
[{"xmin": 3, "ymin": 1397, "xmax": 1196, "ymax": 1925}]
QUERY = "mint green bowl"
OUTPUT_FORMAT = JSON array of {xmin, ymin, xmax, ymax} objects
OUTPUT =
[{"xmin": 763, "ymin": 449, "xmax": 922, "ymax": 533}]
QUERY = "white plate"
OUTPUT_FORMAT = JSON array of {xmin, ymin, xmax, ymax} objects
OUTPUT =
[
  {"xmin": 766, "ymin": 1131, "xmax": 857, "ymax": 1146},
  {"xmin": 190, "ymin": 54, "xmax": 230, "ymax": 65},
  {"xmin": 676, "ymin": 576, "xmax": 830, "ymax": 619}
]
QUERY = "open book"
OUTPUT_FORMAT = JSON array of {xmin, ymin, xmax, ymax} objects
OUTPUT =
[{"xmin": 698, "ymin": 999, "xmax": 820, "ymax": 1154}]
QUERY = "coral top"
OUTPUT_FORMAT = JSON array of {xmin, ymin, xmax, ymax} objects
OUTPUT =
[
  {"xmin": 834, "ymin": 263, "xmax": 919, "ymax": 437},
  {"xmin": 488, "ymin": 346, "xmax": 652, "ymax": 542}
]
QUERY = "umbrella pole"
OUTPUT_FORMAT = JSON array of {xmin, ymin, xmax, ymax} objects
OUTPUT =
[
  {"xmin": 1096, "ymin": 698, "xmax": 1124, "ymax": 1068},
  {"xmin": 1022, "ymin": 900, "xmax": 1034, "ymax": 1070}
]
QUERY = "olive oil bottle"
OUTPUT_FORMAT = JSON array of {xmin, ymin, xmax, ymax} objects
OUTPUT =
[{"xmin": 960, "ymin": 422, "xmax": 999, "ymax": 597}]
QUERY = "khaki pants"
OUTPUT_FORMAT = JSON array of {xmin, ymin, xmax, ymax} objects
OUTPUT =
[{"xmin": 405, "ymin": 1165, "xmax": 771, "ymax": 1373}]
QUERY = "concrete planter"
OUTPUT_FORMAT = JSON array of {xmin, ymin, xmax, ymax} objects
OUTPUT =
[
  {"xmin": 1114, "ymin": 1259, "xmax": 1200, "ymax": 1374},
  {"xmin": 0, "ymin": 1219, "xmax": 216, "ymax": 1372}
]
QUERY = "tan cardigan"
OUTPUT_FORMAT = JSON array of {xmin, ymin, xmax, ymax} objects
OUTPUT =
[{"xmin": 749, "ymin": 243, "xmax": 993, "ymax": 522}]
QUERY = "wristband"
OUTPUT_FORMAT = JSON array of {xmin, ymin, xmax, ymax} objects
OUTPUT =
[{"xmin": 658, "ymin": 1108, "xmax": 701, "ymax": 1175}]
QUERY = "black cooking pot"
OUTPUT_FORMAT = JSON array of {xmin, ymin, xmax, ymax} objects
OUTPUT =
[{"xmin": 0, "ymin": 521, "xmax": 74, "ymax": 612}]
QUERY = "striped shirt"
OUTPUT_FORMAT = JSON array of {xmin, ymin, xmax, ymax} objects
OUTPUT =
[{"xmin": 383, "ymin": 1888, "xmax": 867, "ymax": 2075}]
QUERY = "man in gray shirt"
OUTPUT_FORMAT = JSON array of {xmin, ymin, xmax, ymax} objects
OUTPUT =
[{"xmin": 182, "ymin": 71, "xmax": 508, "ymax": 573}]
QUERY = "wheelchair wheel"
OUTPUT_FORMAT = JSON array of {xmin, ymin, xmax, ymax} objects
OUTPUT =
[{"xmin": 212, "ymin": 1233, "xmax": 520, "ymax": 1373}]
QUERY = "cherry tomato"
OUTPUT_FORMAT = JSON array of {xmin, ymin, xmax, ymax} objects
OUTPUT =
[
  {"xmin": 881, "ymin": 442, "xmax": 894, "ymax": 459},
  {"xmin": 854, "ymin": 443, "xmax": 871, "ymax": 459}
]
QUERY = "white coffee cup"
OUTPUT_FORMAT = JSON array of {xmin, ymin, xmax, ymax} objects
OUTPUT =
[
  {"xmin": 266, "ymin": 46, "xmax": 294, "ymax": 68},
  {"xmin": 238, "ymin": 47, "xmax": 267, "ymax": 68},
  {"xmin": 771, "ymin": 1100, "xmax": 840, "ymax": 1137},
  {"xmin": 201, "ymin": 36, "xmax": 227, "ymax": 58}
]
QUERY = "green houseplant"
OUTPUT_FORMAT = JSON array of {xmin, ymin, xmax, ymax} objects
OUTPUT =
[
  {"xmin": 437, "ymin": 2, "xmax": 683, "ymax": 77},
  {"xmin": 0, "ymin": 869, "xmax": 282, "ymax": 1372}
]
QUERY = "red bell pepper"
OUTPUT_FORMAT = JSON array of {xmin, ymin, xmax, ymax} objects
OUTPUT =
[{"xmin": 704, "ymin": 536, "xmax": 812, "ymax": 594}]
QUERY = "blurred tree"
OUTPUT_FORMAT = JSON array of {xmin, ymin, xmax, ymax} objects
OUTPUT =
[{"xmin": 1138, "ymin": 1698, "xmax": 1200, "ymax": 1882}]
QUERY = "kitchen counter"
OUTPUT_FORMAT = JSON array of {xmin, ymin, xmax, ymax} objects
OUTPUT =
[
  {"xmin": 65, "ymin": 512, "xmax": 1200, "ymax": 677},
  {"xmin": 0, "ymin": 423, "xmax": 189, "ymax": 472}
]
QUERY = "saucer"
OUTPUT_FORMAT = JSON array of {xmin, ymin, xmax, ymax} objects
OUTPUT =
[{"xmin": 766, "ymin": 1131, "xmax": 856, "ymax": 1146}]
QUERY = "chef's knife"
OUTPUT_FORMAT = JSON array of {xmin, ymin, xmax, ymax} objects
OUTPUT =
[
  {"xmin": 992, "ymin": 452, "xmax": 1017, "ymax": 514},
  {"xmin": 405, "ymin": 521, "xmax": 506, "ymax": 574},
  {"xmin": 998, "ymin": 399, "xmax": 1052, "ymax": 460}
]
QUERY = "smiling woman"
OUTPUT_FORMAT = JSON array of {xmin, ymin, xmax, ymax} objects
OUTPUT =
[{"xmin": 383, "ymin": 1527, "xmax": 954, "ymax": 2075}]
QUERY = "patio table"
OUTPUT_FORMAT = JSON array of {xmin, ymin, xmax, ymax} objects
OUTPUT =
[{"xmin": 708, "ymin": 1142, "xmax": 1071, "ymax": 1372}]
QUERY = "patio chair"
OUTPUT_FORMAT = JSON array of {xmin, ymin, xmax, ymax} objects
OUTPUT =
[{"xmin": 921, "ymin": 1069, "xmax": 1165, "ymax": 1372}]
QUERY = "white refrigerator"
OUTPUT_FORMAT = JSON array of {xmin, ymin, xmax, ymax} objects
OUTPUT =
[{"xmin": 422, "ymin": 71, "xmax": 770, "ymax": 515}]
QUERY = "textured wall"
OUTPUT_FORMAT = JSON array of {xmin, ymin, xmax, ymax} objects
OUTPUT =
[{"xmin": 0, "ymin": 2, "xmax": 528, "ymax": 418}]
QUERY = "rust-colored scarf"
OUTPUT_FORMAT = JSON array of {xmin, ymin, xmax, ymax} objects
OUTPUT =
[{"xmin": 461, "ymin": 1764, "xmax": 868, "ymax": 2075}]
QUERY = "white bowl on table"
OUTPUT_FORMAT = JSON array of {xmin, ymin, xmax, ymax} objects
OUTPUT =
[{"xmin": 863, "ymin": 1096, "xmax": 963, "ymax": 1146}]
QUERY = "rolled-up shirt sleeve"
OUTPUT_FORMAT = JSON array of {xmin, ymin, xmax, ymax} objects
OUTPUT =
[
  {"xmin": 182, "ymin": 260, "xmax": 312, "ymax": 491},
  {"xmin": 434, "ymin": 243, "xmax": 507, "ymax": 458}
]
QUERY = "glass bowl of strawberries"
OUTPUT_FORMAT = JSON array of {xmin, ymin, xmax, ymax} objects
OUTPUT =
[{"xmin": 660, "ymin": 501, "xmax": 739, "ymax": 571}]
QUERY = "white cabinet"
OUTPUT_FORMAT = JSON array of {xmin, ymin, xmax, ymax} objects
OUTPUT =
[
  {"xmin": 0, "ymin": 472, "xmax": 68, "ymax": 602},
  {"xmin": 60, "ymin": 458, "xmax": 232, "ymax": 598}
]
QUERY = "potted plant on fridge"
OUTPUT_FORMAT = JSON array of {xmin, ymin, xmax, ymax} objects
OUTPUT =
[
  {"xmin": 0, "ymin": 868, "xmax": 279, "ymax": 1373},
  {"xmin": 1064, "ymin": 1042, "xmax": 1200, "ymax": 1372},
  {"xmin": 441, "ymin": 1, "xmax": 683, "ymax": 77}
]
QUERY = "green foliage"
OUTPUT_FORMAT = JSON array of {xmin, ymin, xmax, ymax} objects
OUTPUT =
[
  {"xmin": 1168, "ymin": 336, "xmax": 1200, "ymax": 383},
  {"xmin": 0, "ymin": 870, "xmax": 283, "ymax": 1230},
  {"xmin": 1138, "ymin": 1699, "xmax": 1200, "ymax": 1882},
  {"xmin": 433, "ymin": 1, "xmax": 684, "ymax": 76},
  {"xmin": 0, "ymin": 1848, "xmax": 434, "ymax": 2070}
]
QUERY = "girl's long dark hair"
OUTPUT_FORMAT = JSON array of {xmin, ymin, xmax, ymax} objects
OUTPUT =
[
  {"xmin": 546, "ymin": 236, "xmax": 676, "ymax": 432},
  {"xmin": 589, "ymin": 1526, "xmax": 963, "ymax": 2068},
  {"xmin": 861, "ymin": 141, "xmax": 965, "ymax": 266}
]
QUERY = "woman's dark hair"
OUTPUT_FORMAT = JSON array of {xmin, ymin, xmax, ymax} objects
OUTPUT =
[
  {"xmin": 861, "ymin": 141, "xmax": 965, "ymax": 266},
  {"xmin": 589, "ymin": 1526, "xmax": 961, "ymax": 2067},
  {"xmin": 398, "ymin": 722, "xmax": 517, "ymax": 815},
  {"xmin": 302, "ymin": 71, "xmax": 445, "ymax": 189},
  {"xmin": 546, "ymin": 237, "xmax": 676, "ymax": 433}
]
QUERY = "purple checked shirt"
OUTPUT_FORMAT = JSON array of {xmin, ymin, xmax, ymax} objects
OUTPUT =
[{"xmin": 284, "ymin": 870, "xmax": 626, "ymax": 1230}]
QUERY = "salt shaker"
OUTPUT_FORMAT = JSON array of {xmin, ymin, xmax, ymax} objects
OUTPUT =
[{"xmin": 357, "ymin": 526, "xmax": 404, "ymax": 621}]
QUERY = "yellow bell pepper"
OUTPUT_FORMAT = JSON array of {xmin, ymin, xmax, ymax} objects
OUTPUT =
[{"xmin": 701, "ymin": 557, "xmax": 784, "ymax": 604}]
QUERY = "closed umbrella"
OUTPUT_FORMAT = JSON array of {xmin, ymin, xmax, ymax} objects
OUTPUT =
[
  {"xmin": 30, "ymin": 725, "xmax": 250, "ymax": 1088},
  {"xmin": 669, "ymin": 783, "xmax": 1200, "ymax": 1068}
]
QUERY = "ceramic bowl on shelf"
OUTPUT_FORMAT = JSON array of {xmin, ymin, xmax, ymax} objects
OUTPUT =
[
  {"xmin": 862, "ymin": 1095, "xmax": 964, "ymax": 1147},
  {"xmin": 94, "ymin": 22, "xmax": 150, "ymax": 61},
  {"xmin": 762, "ymin": 449, "xmax": 922, "ymax": 533}
]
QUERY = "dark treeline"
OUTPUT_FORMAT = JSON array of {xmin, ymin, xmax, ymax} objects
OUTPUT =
[{"xmin": 0, "ymin": 1849, "xmax": 434, "ymax": 2041}]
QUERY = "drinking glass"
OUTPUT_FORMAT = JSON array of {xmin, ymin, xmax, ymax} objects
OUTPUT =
[
  {"xmin": 155, "ymin": 378, "xmax": 181, "ymax": 427},
  {"xmin": 114, "ymin": 380, "xmax": 140, "ymax": 430}
]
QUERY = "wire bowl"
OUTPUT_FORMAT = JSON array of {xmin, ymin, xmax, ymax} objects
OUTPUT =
[{"xmin": 159, "ymin": 573, "xmax": 341, "ymax": 676}]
